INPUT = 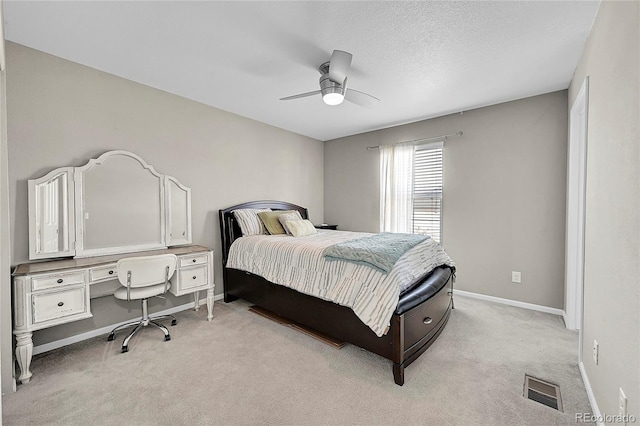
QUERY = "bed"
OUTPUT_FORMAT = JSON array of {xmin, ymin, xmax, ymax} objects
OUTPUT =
[{"xmin": 219, "ymin": 200, "xmax": 455, "ymax": 386}]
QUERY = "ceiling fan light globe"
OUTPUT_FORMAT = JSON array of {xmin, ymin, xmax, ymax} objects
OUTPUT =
[{"xmin": 323, "ymin": 92, "xmax": 344, "ymax": 106}]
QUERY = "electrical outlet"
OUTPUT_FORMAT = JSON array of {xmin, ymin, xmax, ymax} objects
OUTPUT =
[
  {"xmin": 511, "ymin": 271, "xmax": 521, "ymax": 283},
  {"xmin": 593, "ymin": 340, "xmax": 599, "ymax": 365},
  {"xmin": 619, "ymin": 388, "xmax": 627, "ymax": 419}
]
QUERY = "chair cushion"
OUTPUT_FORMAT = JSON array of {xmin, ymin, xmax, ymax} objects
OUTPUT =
[{"xmin": 114, "ymin": 283, "xmax": 171, "ymax": 300}]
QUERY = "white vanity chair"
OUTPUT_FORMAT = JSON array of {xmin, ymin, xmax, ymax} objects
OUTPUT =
[{"xmin": 108, "ymin": 254, "xmax": 178, "ymax": 353}]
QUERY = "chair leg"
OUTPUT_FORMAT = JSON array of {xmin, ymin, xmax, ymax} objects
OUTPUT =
[
  {"xmin": 112, "ymin": 298, "xmax": 175, "ymax": 352},
  {"xmin": 121, "ymin": 323, "xmax": 143, "ymax": 353},
  {"xmin": 149, "ymin": 321, "xmax": 171, "ymax": 341},
  {"xmin": 150, "ymin": 314, "xmax": 177, "ymax": 326},
  {"xmin": 108, "ymin": 320, "xmax": 143, "ymax": 341}
]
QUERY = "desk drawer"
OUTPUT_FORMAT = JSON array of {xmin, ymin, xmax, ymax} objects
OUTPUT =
[
  {"xmin": 89, "ymin": 264, "xmax": 118, "ymax": 283},
  {"xmin": 179, "ymin": 254, "xmax": 208, "ymax": 268},
  {"xmin": 31, "ymin": 271, "xmax": 86, "ymax": 291},
  {"xmin": 32, "ymin": 286, "xmax": 88, "ymax": 324},
  {"xmin": 177, "ymin": 265, "xmax": 208, "ymax": 292}
]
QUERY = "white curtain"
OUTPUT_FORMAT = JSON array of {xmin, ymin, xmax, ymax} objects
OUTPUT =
[{"xmin": 379, "ymin": 143, "xmax": 414, "ymax": 233}]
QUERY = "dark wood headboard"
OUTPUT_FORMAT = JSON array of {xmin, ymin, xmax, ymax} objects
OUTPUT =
[{"xmin": 218, "ymin": 200, "xmax": 308, "ymax": 265}]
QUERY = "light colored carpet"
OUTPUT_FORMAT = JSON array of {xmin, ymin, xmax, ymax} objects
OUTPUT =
[{"xmin": 2, "ymin": 296, "xmax": 592, "ymax": 425}]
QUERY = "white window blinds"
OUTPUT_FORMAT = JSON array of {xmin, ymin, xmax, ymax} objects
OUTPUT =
[{"xmin": 412, "ymin": 142, "xmax": 443, "ymax": 243}]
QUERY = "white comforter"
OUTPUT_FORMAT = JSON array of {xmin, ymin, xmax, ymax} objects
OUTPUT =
[{"xmin": 226, "ymin": 230, "xmax": 455, "ymax": 337}]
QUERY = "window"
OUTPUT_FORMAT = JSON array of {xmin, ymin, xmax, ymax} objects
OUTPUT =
[
  {"xmin": 412, "ymin": 142, "xmax": 443, "ymax": 243},
  {"xmin": 380, "ymin": 141, "xmax": 443, "ymax": 243}
]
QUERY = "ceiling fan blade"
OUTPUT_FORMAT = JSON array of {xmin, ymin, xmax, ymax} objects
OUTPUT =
[
  {"xmin": 279, "ymin": 90, "xmax": 322, "ymax": 101},
  {"xmin": 345, "ymin": 88, "xmax": 380, "ymax": 108},
  {"xmin": 328, "ymin": 50, "xmax": 352, "ymax": 83}
]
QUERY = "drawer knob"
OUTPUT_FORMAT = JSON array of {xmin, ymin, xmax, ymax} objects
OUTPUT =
[
  {"xmin": 57, "ymin": 302, "xmax": 64, "ymax": 307},
  {"xmin": 109, "ymin": 270, "xmax": 114, "ymax": 275},
  {"xmin": 192, "ymin": 259, "xmax": 196, "ymax": 263},
  {"xmin": 192, "ymin": 276, "xmax": 197, "ymax": 280},
  {"xmin": 423, "ymin": 317, "xmax": 433, "ymax": 325},
  {"xmin": 57, "ymin": 279, "xmax": 63, "ymax": 284}
]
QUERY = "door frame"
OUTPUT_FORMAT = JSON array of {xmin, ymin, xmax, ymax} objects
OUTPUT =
[{"xmin": 565, "ymin": 77, "xmax": 589, "ymax": 361}]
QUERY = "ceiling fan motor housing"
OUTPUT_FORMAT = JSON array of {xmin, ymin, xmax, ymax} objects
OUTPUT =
[{"xmin": 319, "ymin": 73, "xmax": 345, "ymax": 98}]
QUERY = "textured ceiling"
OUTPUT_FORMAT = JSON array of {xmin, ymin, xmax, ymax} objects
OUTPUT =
[{"xmin": 3, "ymin": 1, "xmax": 600, "ymax": 141}]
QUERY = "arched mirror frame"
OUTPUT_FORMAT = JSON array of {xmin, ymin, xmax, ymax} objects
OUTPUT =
[{"xmin": 28, "ymin": 150, "xmax": 192, "ymax": 260}]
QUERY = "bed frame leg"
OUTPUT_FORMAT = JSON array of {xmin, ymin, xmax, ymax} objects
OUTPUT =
[
  {"xmin": 224, "ymin": 293, "xmax": 237, "ymax": 303},
  {"xmin": 449, "ymin": 275, "xmax": 455, "ymax": 309},
  {"xmin": 393, "ymin": 363, "xmax": 405, "ymax": 386}
]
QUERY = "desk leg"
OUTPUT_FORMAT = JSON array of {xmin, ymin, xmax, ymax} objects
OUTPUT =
[
  {"xmin": 15, "ymin": 332, "xmax": 33, "ymax": 384},
  {"xmin": 192, "ymin": 291, "xmax": 200, "ymax": 311},
  {"xmin": 206, "ymin": 287, "xmax": 214, "ymax": 321}
]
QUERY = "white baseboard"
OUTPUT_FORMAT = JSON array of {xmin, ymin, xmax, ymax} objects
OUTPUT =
[
  {"xmin": 453, "ymin": 289, "xmax": 565, "ymax": 317},
  {"xmin": 33, "ymin": 293, "xmax": 224, "ymax": 356},
  {"xmin": 579, "ymin": 361, "xmax": 603, "ymax": 426}
]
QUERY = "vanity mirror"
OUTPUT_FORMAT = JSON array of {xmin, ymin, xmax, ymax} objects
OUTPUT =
[
  {"xmin": 28, "ymin": 150, "xmax": 192, "ymax": 260},
  {"xmin": 28, "ymin": 168, "xmax": 75, "ymax": 259}
]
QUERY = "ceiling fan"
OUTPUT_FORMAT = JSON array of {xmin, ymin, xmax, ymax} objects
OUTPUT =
[{"xmin": 279, "ymin": 50, "xmax": 380, "ymax": 107}]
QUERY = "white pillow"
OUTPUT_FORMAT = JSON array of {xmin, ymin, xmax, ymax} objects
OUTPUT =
[
  {"xmin": 233, "ymin": 208, "xmax": 272, "ymax": 236},
  {"xmin": 277, "ymin": 211, "xmax": 303, "ymax": 235},
  {"xmin": 285, "ymin": 219, "xmax": 318, "ymax": 237}
]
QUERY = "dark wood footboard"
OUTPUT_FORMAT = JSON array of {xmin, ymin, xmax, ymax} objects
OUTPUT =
[{"xmin": 392, "ymin": 288, "xmax": 453, "ymax": 385}]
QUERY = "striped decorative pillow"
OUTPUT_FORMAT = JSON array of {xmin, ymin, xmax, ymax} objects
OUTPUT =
[{"xmin": 233, "ymin": 208, "xmax": 272, "ymax": 236}]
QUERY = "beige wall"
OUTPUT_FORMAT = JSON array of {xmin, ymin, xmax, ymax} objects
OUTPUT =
[
  {"xmin": 325, "ymin": 91, "xmax": 568, "ymax": 309},
  {"xmin": 5, "ymin": 42, "xmax": 324, "ymax": 346},
  {"xmin": 568, "ymin": 1, "xmax": 639, "ymax": 422}
]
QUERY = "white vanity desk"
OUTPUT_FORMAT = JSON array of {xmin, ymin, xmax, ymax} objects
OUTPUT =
[
  {"xmin": 14, "ymin": 150, "xmax": 214, "ymax": 384},
  {"xmin": 13, "ymin": 245, "xmax": 214, "ymax": 384}
]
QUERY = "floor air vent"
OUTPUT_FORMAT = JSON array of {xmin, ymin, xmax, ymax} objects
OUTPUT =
[{"xmin": 524, "ymin": 375, "xmax": 563, "ymax": 412}]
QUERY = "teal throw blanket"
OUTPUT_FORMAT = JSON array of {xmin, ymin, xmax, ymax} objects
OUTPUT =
[{"xmin": 323, "ymin": 232, "xmax": 429, "ymax": 273}]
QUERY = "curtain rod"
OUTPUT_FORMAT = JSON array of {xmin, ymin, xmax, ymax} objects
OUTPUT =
[{"xmin": 366, "ymin": 131, "xmax": 463, "ymax": 150}]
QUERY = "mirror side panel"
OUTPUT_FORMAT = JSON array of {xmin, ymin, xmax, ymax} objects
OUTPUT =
[
  {"xmin": 165, "ymin": 175, "xmax": 192, "ymax": 247},
  {"xmin": 28, "ymin": 167, "xmax": 76, "ymax": 260}
]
